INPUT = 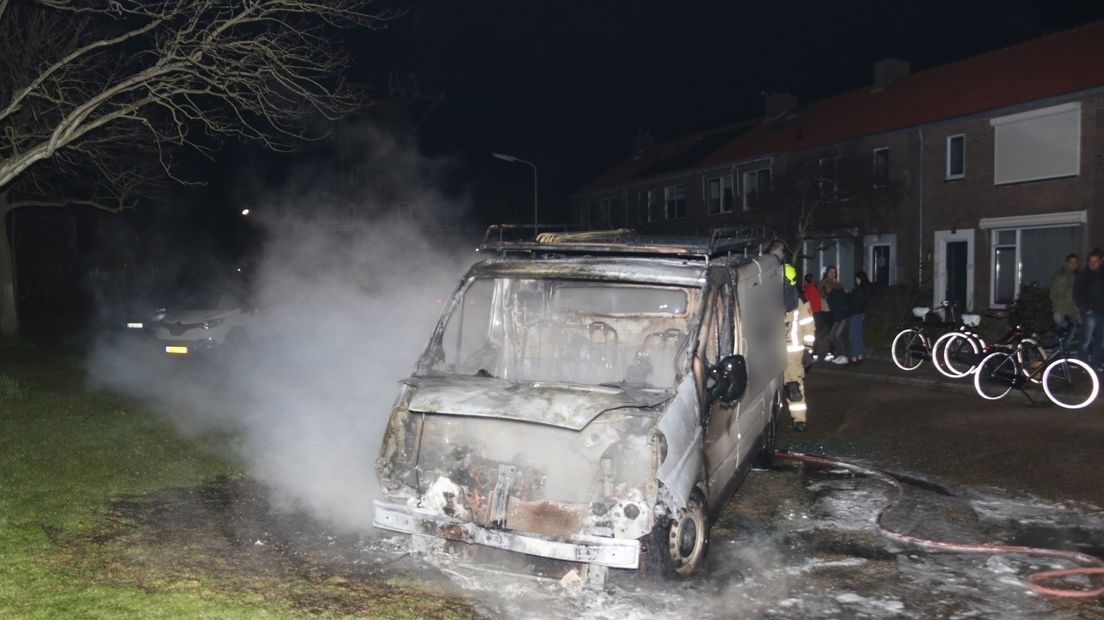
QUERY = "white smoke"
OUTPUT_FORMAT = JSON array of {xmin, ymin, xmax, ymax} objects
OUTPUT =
[{"xmin": 87, "ymin": 125, "xmax": 475, "ymax": 532}]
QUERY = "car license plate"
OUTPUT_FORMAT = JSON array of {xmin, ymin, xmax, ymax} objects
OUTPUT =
[{"xmin": 165, "ymin": 346, "xmax": 189, "ymax": 355}]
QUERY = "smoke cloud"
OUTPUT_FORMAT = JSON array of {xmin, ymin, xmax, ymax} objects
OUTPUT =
[{"xmin": 87, "ymin": 125, "xmax": 475, "ymax": 532}]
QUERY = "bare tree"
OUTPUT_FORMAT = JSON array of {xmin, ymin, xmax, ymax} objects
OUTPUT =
[
  {"xmin": 0, "ymin": 0, "xmax": 389, "ymax": 335},
  {"xmin": 763, "ymin": 151, "xmax": 905, "ymax": 272}
]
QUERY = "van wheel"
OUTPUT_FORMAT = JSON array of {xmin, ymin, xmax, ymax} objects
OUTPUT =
[{"xmin": 647, "ymin": 492, "xmax": 709, "ymax": 578}]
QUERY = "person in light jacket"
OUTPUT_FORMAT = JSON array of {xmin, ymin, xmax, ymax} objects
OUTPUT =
[{"xmin": 1050, "ymin": 253, "xmax": 1079, "ymax": 350}]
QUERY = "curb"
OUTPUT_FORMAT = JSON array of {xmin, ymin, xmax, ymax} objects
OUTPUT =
[{"xmin": 812, "ymin": 364, "xmax": 980, "ymax": 394}]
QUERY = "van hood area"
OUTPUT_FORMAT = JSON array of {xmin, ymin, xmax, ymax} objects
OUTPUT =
[{"xmin": 402, "ymin": 376, "xmax": 673, "ymax": 431}]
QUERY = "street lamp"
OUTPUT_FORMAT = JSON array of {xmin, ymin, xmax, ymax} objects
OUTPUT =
[{"xmin": 492, "ymin": 152, "xmax": 538, "ymax": 237}]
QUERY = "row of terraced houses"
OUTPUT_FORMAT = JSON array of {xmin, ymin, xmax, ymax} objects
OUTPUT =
[{"xmin": 571, "ymin": 22, "xmax": 1104, "ymax": 312}]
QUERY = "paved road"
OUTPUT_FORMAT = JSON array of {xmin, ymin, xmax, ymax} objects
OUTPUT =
[{"xmin": 782, "ymin": 356, "xmax": 1104, "ymax": 508}]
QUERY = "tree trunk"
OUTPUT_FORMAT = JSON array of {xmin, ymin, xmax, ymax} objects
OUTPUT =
[{"xmin": 0, "ymin": 198, "xmax": 18, "ymax": 337}]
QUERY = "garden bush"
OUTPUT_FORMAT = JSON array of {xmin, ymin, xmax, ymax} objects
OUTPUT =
[{"xmin": 863, "ymin": 283, "xmax": 928, "ymax": 349}]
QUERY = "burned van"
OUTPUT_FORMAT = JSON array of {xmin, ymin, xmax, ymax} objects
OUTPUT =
[{"xmin": 374, "ymin": 230, "xmax": 787, "ymax": 583}]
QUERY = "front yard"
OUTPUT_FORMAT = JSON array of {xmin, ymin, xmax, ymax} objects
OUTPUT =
[{"xmin": 0, "ymin": 340, "xmax": 476, "ymax": 619}]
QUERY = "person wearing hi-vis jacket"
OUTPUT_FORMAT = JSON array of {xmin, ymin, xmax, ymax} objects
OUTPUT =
[{"xmin": 783, "ymin": 263, "xmax": 815, "ymax": 432}]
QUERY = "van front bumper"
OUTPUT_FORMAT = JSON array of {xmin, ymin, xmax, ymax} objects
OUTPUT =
[{"xmin": 373, "ymin": 500, "xmax": 640, "ymax": 569}]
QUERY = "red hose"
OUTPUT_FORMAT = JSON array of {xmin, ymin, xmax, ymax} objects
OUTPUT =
[{"xmin": 774, "ymin": 450, "xmax": 1104, "ymax": 598}]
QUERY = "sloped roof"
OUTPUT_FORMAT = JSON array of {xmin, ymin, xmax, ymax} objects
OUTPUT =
[
  {"xmin": 578, "ymin": 20, "xmax": 1104, "ymax": 195},
  {"xmin": 576, "ymin": 121, "xmax": 756, "ymax": 195}
]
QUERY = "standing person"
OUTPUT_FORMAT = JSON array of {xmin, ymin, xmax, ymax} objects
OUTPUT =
[
  {"xmin": 783, "ymin": 264, "xmax": 815, "ymax": 431},
  {"xmin": 818, "ymin": 266, "xmax": 847, "ymax": 363},
  {"xmin": 848, "ymin": 272, "xmax": 872, "ymax": 363},
  {"xmin": 804, "ymin": 273, "xmax": 826, "ymax": 359},
  {"xmin": 1073, "ymin": 248, "xmax": 1104, "ymax": 371},
  {"xmin": 1050, "ymin": 253, "xmax": 1079, "ymax": 350}
]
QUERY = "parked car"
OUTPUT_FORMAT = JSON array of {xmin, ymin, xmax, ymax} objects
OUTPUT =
[
  {"xmin": 125, "ymin": 284, "xmax": 265, "ymax": 356},
  {"xmin": 374, "ymin": 228, "xmax": 787, "ymax": 585}
]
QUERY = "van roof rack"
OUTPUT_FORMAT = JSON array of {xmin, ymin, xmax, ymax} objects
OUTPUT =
[{"xmin": 479, "ymin": 224, "xmax": 775, "ymax": 260}]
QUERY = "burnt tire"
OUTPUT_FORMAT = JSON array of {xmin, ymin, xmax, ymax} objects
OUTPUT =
[{"xmin": 646, "ymin": 492, "xmax": 710, "ymax": 579}]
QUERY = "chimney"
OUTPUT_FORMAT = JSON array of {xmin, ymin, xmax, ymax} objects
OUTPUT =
[
  {"xmin": 631, "ymin": 130, "xmax": 655, "ymax": 160},
  {"xmin": 764, "ymin": 92, "xmax": 798, "ymax": 118},
  {"xmin": 872, "ymin": 58, "xmax": 910, "ymax": 90}
]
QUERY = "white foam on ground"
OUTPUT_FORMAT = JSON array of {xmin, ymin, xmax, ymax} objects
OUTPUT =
[{"xmin": 416, "ymin": 470, "xmax": 1103, "ymax": 619}]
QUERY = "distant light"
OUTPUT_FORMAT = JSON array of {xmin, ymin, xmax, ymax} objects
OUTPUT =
[
  {"xmin": 241, "ymin": 208, "xmax": 251, "ymax": 216},
  {"xmin": 126, "ymin": 322, "xmax": 143, "ymax": 329}
]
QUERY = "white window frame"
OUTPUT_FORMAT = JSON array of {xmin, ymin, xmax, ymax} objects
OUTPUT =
[
  {"xmin": 801, "ymin": 237, "xmax": 856, "ymax": 285},
  {"xmin": 873, "ymin": 147, "xmax": 889, "ymax": 188},
  {"xmin": 980, "ymin": 210, "xmax": 1088, "ymax": 307},
  {"xmin": 664, "ymin": 184, "xmax": 686, "ymax": 220},
  {"xmin": 637, "ymin": 190, "xmax": 654, "ymax": 223},
  {"xmin": 945, "ymin": 134, "xmax": 965, "ymax": 180},
  {"xmin": 597, "ymin": 197, "xmax": 616, "ymax": 227},
  {"xmin": 705, "ymin": 174, "xmax": 735, "ymax": 215},
  {"xmin": 862, "ymin": 233, "xmax": 897, "ymax": 286},
  {"xmin": 741, "ymin": 167, "xmax": 770, "ymax": 211}
]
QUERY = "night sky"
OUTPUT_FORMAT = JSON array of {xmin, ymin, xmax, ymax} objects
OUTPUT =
[{"xmin": 388, "ymin": 0, "xmax": 1104, "ymax": 217}]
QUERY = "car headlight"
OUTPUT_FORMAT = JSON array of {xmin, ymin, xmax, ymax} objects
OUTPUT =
[{"xmin": 201, "ymin": 318, "xmax": 225, "ymax": 330}]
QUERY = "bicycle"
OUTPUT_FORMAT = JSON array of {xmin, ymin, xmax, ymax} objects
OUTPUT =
[
  {"xmin": 930, "ymin": 311, "xmax": 984, "ymax": 378},
  {"xmin": 890, "ymin": 300, "xmax": 959, "ymax": 371},
  {"xmin": 933, "ymin": 309, "xmax": 1045, "ymax": 380},
  {"xmin": 973, "ymin": 323, "xmax": 1099, "ymax": 409}
]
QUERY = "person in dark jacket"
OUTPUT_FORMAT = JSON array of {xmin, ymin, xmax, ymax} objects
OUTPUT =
[
  {"xmin": 848, "ymin": 271, "xmax": 872, "ymax": 363},
  {"xmin": 825, "ymin": 271, "xmax": 850, "ymax": 365},
  {"xmin": 1074, "ymin": 248, "xmax": 1104, "ymax": 370},
  {"xmin": 819, "ymin": 265, "xmax": 847, "ymax": 362}
]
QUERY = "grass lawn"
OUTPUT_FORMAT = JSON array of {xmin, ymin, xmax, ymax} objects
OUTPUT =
[{"xmin": 0, "ymin": 339, "xmax": 476, "ymax": 619}]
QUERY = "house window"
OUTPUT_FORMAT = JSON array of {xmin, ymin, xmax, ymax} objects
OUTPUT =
[
  {"xmin": 598, "ymin": 198, "xmax": 616, "ymax": 227},
  {"xmin": 664, "ymin": 184, "xmax": 686, "ymax": 219},
  {"xmin": 801, "ymin": 237, "xmax": 855, "ymax": 286},
  {"xmin": 580, "ymin": 202, "xmax": 595, "ymax": 226},
  {"xmin": 637, "ymin": 190, "xmax": 655, "ymax": 223},
  {"xmin": 988, "ymin": 224, "xmax": 1082, "ymax": 306},
  {"xmin": 742, "ymin": 168, "xmax": 770, "ymax": 210},
  {"xmin": 873, "ymin": 147, "xmax": 889, "ymax": 187},
  {"xmin": 991, "ymin": 102, "xmax": 1080, "ymax": 185},
  {"xmin": 946, "ymin": 134, "xmax": 965, "ymax": 179},
  {"xmin": 706, "ymin": 175, "xmax": 735, "ymax": 215}
]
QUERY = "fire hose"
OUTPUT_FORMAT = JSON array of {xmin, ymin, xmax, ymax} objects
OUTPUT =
[{"xmin": 774, "ymin": 450, "xmax": 1104, "ymax": 599}]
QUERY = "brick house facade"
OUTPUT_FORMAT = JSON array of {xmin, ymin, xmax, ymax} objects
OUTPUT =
[{"xmin": 572, "ymin": 23, "xmax": 1104, "ymax": 312}]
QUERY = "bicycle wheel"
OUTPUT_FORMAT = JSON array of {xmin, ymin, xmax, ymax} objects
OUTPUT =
[
  {"xmin": 1042, "ymin": 358, "xmax": 1099, "ymax": 409},
  {"xmin": 1015, "ymin": 338, "xmax": 1047, "ymax": 384},
  {"xmin": 939, "ymin": 332, "xmax": 980, "ymax": 378},
  {"xmin": 974, "ymin": 351, "xmax": 1018, "ymax": 400},
  {"xmin": 891, "ymin": 328, "xmax": 927, "ymax": 371},
  {"xmin": 930, "ymin": 332, "xmax": 956, "ymax": 377}
]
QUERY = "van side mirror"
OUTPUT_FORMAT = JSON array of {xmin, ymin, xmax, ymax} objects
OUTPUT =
[{"xmin": 708, "ymin": 354, "xmax": 748, "ymax": 404}]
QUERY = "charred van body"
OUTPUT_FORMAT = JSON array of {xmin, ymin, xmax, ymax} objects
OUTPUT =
[{"xmin": 374, "ymin": 228, "xmax": 786, "ymax": 583}]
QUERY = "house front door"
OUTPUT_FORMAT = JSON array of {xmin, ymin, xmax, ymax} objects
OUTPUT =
[{"xmin": 933, "ymin": 229, "xmax": 975, "ymax": 313}]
